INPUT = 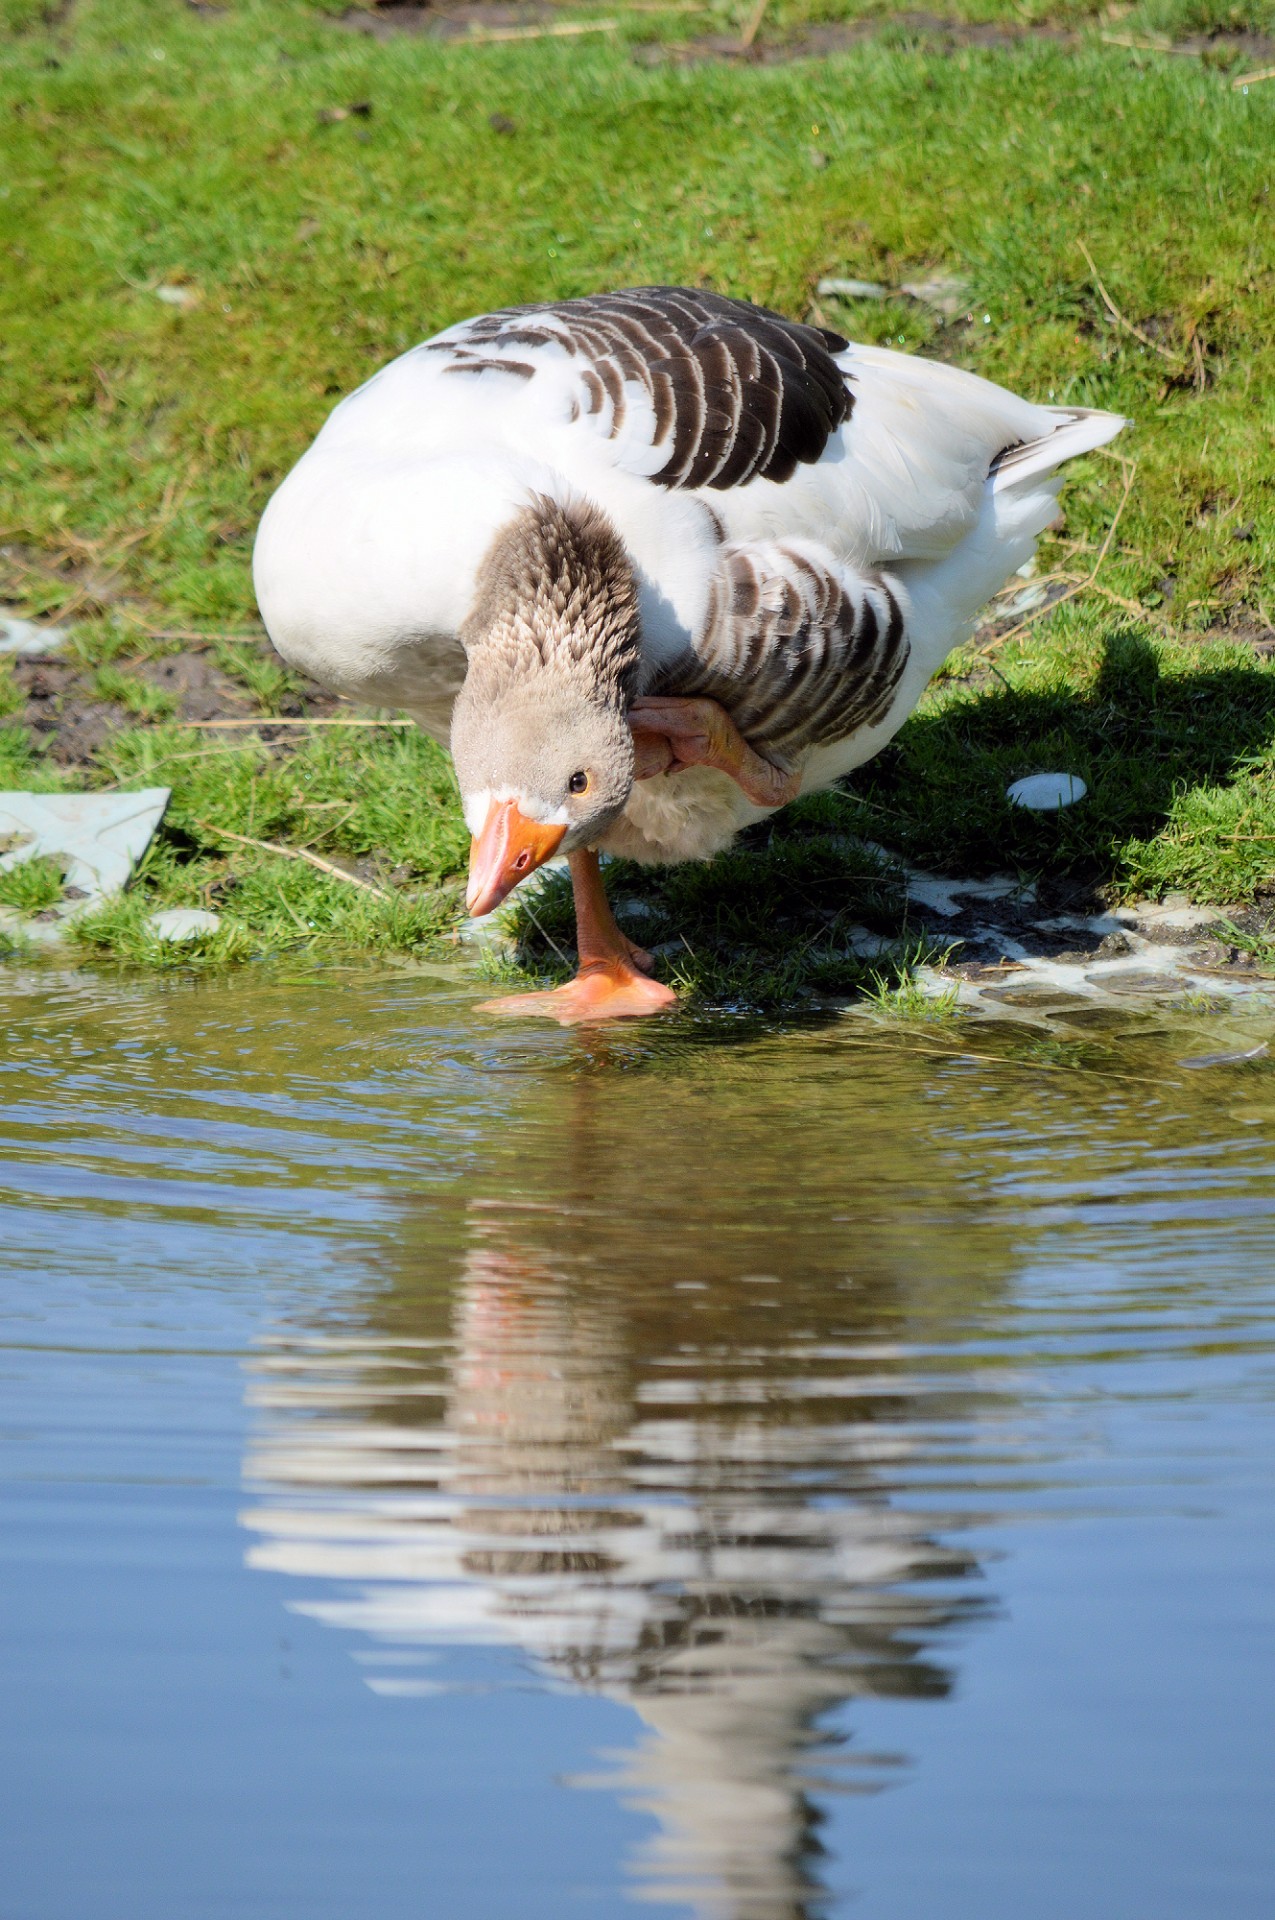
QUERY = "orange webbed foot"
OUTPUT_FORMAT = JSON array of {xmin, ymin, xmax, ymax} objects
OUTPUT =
[{"xmin": 478, "ymin": 960, "xmax": 677, "ymax": 1025}]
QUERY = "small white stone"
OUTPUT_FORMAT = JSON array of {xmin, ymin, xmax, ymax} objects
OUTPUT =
[
  {"xmin": 1180, "ymin": 1042, "xmax": 1269, "ymax": 1070},
  {"xmin": 155, "ymin": 284, "xmax": 200, "ymax": 309},
  {"xmin": 0, "ymin": 613, "xmax": 68, "ymax": 655},
  {"xmin": 999, "ymin": 581, "xmax": 1050, "ymax": 618},
  {"xmin": 816, "ymin": 277, "xmax": 889, "ymax": 300},
  {"xmin": 952, "ymin": 875, "xmax": 1024, "ymax": 903},
  {"xmin": 613, "ymin": 896, "xmax": 657, "ymax": 924},
  {"xmin": 147, "ymin": 908, "xmax": 220, "ymax": 942},
  {"xmin": 845, "ymin": 924, "xmax": 893, "ymax": 958},
  {"xmin": 904, "ymin": 871, "xmax": 1032, "ymax": 919},
  {"xmin": 899, "ymin": 272, "xmax": 971, "ymax": 315},
  {"xmin": 904, "ymin": 875, "xmax": 964, "ymax": 918},
  {"xmin": 1007, "ymin": 773, "xmax": 1088, "ymax": 811},
  {"xmin": 1135, "ymin": 904, "xmax": 1223, "ymax": 933}
]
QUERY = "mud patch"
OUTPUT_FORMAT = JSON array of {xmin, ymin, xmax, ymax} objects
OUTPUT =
[
  {"xmin": 1204, "ymin": 608, "xmax": 1275, "ymax": 661},
  {"xmin": 6, "ymin": 643, "xmax": 342, "ymax": 773},
  {"xmin": 632, "ymin": 13, "xmax": 1275, "ymax": 66},
  {"xmin": 338, "ymin": 3, "xmax": 561, "ymax": 40},
  {"xmin": 14, "ymin": 660, "xmax": 124, "ymax": 767},
  {"xmin": 135, "ymin": 651, "xmax": 262, "ymax": 723},
  {"xmin": 329, "ymin": 4, "xmax": 1275, "ymax": 71},
  {"xmin": 639, "ymin": 12, "xmax": 1074, "ymax": 64}
]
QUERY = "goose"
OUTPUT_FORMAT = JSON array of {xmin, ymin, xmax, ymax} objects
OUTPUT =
[{"xmin": 253, "ymin": 286, "xmax": 1125, "ymax": 1021}]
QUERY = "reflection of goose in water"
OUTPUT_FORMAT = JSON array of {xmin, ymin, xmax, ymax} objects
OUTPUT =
[{"xmin": 242, "ymin": 1173, "xmax": 1000, "ymax": 1918}]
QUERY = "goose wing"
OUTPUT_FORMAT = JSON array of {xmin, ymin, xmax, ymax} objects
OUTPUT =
[
  {"xmin": 408, "ymin": 285, "xmax": 854, "ymax": 491},
  {"xmin": 655, "ymin": 538, "xmax": 912, "ymax": 763},
  {"xmin": 326, "ymin": 289, "xmax": 1086, "ymax": 568}
]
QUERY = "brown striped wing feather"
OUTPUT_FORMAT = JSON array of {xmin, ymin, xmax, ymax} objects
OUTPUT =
[
  {"xmin": 655, "ymin": 543, "xmax": 910, "ymax": 763},
  {"xmin": 431, "ymin": 286, "xmax": 853, "ymax": 490}
]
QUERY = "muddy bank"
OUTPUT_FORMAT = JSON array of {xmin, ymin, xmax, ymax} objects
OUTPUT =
[
  {"xmin": 639, "ymin": 16, "xmax": 1275, "ymax": 67},
  {"xmin": 334, "ymin": 2, "xmax": 1275, "ymax": 70},
  {"xmin": 6, "ymin": 637, "xmax": 343, "ymax": 770}
]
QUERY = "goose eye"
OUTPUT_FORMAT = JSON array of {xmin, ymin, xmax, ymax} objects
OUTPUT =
[{"xmin": 568, "ymin": 770, "xmax": 590, "ymax": 795}]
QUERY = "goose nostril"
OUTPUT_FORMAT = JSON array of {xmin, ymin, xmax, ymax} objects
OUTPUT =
[{"xmin": 513, "ymin": 851, "xmax": 530, "ymax": 870}]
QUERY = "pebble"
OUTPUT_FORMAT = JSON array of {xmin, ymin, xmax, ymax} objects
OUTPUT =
[
  {"xmin": 995, "ymin": 580, "xmax": 1051, "ymax": 618},
  {"xmin": 816, "ymin": 277, "xmax": 888, "ymax": 300},
  {"xmin": 1007, "ymin": 773, "xmax": 1088, "ymax": 810},
  {"xmin": 815, "ymin": 273, "xmax": 970, "ymax": 316},
  {"xmin": 1180, "ymin": 1042, "xmax": 1269, "ymax": 1070},
  {"xmin": 1133, "ymin": 903, "xmax": 1223, "ymax": 933},
  {"xmin": 980, "ymin": 985, "xmax": 1092, "ymax": 1009},
  {"xmin": 147, "ymin": 908, "xmax": 221, "ymax": 942},
  {"xmin": 898, "ymin": 272, "xmax": 971, "ymax": 315},
  {"xmin": 1, "ymin": 613, "xmax": 69, "ymax": 656},
  {"xmin": 1084, "ymin": 970, "xmax": 1176, "ymax": 995}
]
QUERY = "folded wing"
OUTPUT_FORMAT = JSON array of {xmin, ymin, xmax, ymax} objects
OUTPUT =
[{"xmin": 655, "ymin": 539, "xmax": 912, "ymax": 763}]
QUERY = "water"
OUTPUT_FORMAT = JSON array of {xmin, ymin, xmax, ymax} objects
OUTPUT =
[{"xmin": 2, "ymin": 965, "xmax": 1274, "ymax": 1920}]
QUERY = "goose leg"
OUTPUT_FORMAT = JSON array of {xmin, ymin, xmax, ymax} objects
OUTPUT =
[
  {"xmin": 629, "ymin": 696, "xmax": 801, "ymax": 808},
  {"xmin": 478, "ymin": 847, "xmax": 677, "ymax": 1025}
]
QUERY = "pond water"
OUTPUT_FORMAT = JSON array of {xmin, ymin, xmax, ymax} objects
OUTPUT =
[{"xmin": 2, "ymin": 966, "xmax": 1274, "ymax": 1920}]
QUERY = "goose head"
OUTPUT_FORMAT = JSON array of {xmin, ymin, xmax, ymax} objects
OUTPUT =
[{"xmin": 452, "ymin": 496, "xmax": 642, "ymax": 917}]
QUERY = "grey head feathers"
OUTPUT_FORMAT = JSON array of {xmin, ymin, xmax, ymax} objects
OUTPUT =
[
  {"xmin": 451, "ymin": 497, "xmax": 641, "ymax": 840},
  {"xmin": 459, "ymin": 494, "xmax": 641, "ymax": 706}
]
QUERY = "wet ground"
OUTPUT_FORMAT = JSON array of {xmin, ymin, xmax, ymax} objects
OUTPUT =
[
  {"xmin": 2, "ymin": 967, "xmax": 1274, "ymax": 1918},
  {"xmin": 873, "ymin": 858, "xmax": 1275, "ymax": 1018},
  {"xmin": 5, "ymin": 637, "xmax": 343, "ymax": 769},
  {"xmin": 335, "ymin": 2, "xmax": 1275, "ymax": 70}
]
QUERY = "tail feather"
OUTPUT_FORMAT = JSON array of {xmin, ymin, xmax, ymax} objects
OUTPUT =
[
  {"xmin": 991, "ymin": 407, "xmax": 1128, "ymax": 490},
  {"xmin": 902, "ymin": 407, "xmax": 1128, "ymax": 653}
]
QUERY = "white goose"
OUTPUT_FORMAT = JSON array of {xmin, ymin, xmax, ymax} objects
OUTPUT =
[{"xmin": 254, "ymin": 287, "xmax": 1124, "ymax": 1021}]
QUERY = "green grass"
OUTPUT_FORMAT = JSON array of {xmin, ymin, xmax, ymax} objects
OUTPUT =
[
  {"xmin": 0, "ymin": 852, "xmax": 64, "ymax": 913},
  {"xmin": 847, "ymin": 622, "xmax": 1275, "ymax": 901},
  {"xmin": 861, "ymin": 954, "xmax": 961, "ymax": 1020},
  {"xmin": 0, "ymin": 0, "xmax": 1272, "ymax": 999},
  {"xmin": 91, "ymin": 663, "xmax": 178, "ymax": 723},
  {"xmin": 64, "ymin": 720, "xmax": 469, "ymax": 967},
  {"xmin": 1213, "ymin": 915, "xmax": 1275, "ymax": 974}
]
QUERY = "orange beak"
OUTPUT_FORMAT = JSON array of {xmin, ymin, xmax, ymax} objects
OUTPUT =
[{"xmin": 465, "ymin": 798, "xmax": 567, "ymax": 917}]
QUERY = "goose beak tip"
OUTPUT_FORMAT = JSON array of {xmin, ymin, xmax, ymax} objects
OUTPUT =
[{"xmin": 466, "ymin": 800, "xmax": 567, "ymax": 917}]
